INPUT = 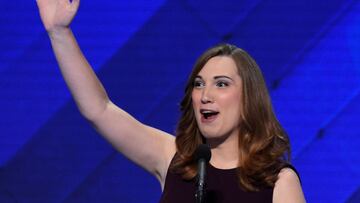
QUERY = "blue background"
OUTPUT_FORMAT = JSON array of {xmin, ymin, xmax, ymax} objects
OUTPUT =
[{"xmin": 0, "ymin": 0, "xmax": 359, "ymax": 202}]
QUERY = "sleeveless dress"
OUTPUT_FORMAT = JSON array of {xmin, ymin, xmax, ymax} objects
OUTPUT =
[{"xmin": 159, "ymin": 156, "xmax": 299, "ymax": 203}]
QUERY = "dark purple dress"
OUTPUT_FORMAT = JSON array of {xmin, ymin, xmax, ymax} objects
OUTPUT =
[{"xmin": 159, "ymin": 163, "xmax": 274, "ymax": 203}]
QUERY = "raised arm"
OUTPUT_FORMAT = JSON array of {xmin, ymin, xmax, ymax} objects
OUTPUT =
[{"xmin": 36, "ymin": 0, "xmax": 176, "ymax": 187}]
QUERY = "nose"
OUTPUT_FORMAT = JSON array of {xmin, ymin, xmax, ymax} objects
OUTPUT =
[{"xmin": 201, "ymin": 86, "xmax": 214, "ymax": 104}]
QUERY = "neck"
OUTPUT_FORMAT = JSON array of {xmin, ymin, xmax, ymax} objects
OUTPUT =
[{"xmin": 206, "ymin": 132, "xmax": 239, "ymax": 169}]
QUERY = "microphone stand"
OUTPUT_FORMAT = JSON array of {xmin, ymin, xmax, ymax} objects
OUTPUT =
[
  {"xmin": 194, "ymin": 144, "xmax": 211, "ymax": 203},
  {"xmin": 195, "ymin": 158, "xmax": 207, "ymax": 203}
]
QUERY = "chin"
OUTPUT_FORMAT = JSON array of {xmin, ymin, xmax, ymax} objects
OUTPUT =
[
  {"xmin": 200, "ymin": 129, "xmax": 224, "ymax": 140},
  {"xmin": 199, "ymin": 127, "xmax": 238, "ymax": 145}
]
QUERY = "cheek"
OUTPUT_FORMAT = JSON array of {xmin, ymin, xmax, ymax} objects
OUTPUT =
[
  {"xmin": 191, "ymin": 91, "xmax": 201, "ymax": 108},
  {"xmin": 219, "ymin": 91, "xmax": 241, "ymax": 106},
  {"xmin": 191, "ymin": 91, "xmax": 203, "ymax": 122},
  {"xmin": 220, "ymin": 92, "xmax": 242, "ymax": 117}
]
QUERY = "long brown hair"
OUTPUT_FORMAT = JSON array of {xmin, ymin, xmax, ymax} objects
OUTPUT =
[{"xmin": 171, "ymin": 44, "xmax": 291, "ymax": 191}]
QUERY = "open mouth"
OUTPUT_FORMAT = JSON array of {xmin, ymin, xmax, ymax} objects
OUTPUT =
[{"xmin": 200, "ymin": 109, "xmax": 219, "ymax": 121}]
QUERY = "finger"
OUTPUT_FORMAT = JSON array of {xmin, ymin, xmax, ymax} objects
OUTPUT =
[
  {"xmin": 71, "ymin": 0, "xmax": 80, "ymax": 4},
  {"xmin": 71, "ymin": 0, "xmax": 80, "ymax": 9},
  {"xmin": 61, "ymin": 0, "xmax": 79, "ymax": 9},
  {"xmin": 37, "ymin": 0, "xmax": 57, "ymax": 6},
  {"xmin": 59, "ymin": 0, "xmax": 68, "ymax": 8},
  {"xmin": 36, "ymin": 0, "xmax": 45, "ymax": 7},
  {"xmin": 61, "ymin": 0, "xmax": 79, "ymax": 5}
]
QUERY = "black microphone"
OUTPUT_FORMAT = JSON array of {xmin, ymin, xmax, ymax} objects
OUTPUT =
[{"xmin": 194, "ymin": 144, "xmax": 211, "ymax": 203}]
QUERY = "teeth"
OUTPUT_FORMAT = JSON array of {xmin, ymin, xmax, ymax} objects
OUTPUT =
[
  {"xmin": 200, "ymin": 109, "xmax": 218, "ymax": 114},
  {"xmin": 203, "ymin": 110, "xmax": 213, "ymax": 113}
]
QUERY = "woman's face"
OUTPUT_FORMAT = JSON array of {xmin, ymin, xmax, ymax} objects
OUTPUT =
[{"xmin": 192, "ymin": 56, "xmax": 243, "ymax": 142}]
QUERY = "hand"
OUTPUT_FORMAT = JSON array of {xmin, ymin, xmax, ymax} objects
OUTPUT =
[{"xmin": 36, "ymin": 0, "xmax": 80, "ymax": 33}]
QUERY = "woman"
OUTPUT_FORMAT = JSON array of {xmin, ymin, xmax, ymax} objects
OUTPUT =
[{"xmin": 36, "ymin": 0, "xmax": 305, "ymax": 202}]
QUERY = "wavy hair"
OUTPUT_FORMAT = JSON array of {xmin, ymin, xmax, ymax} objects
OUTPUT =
[{"xmin": 171, "ymin": 44, "xmax": 291, "ymax": 191}]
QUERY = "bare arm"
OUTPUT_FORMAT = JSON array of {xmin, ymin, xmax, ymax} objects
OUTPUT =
[
  {"xmin": 273, "ymin": 168, "xmax": 306, "ymax": 203},
  {"xmin": 36, "ymin": 0, "xmax": 176, "ymax": 186}
]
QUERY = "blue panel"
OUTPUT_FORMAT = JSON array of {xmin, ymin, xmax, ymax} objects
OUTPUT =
[
  {"xmin": 347, "ymin": 187, "xmax": 360, "ymax": 203},
  {"xmin": 271, "ymin": 0, "xmax": 360, "ymax": 157},
  {"xmin": 63, "ymin": 153, "xmax": 161, "ymax": 203},
  {"xmin": 0, "ymin": 102, "xmax": 113, "ymax": 202},
  {"xmin": 229, "ymin": 0, "xmax": 350, "ymax": 87},
  {"xmin": 0, "ymin": 1, "xmax": 43, "ymax": 73},
  {"xmin": 0, "ymin": 0, "xmax": 166, "ymax": 166},
  {"xmin": 294, "ymin": 93, "xmax": 360, "ymax": 202},
  {"xmin": 271, "ymin": 1, "xmax": 360, "ymax": 201},
  {"xmin": 182, "ymin": 0, "xmax": 261, "ymax": 37}
]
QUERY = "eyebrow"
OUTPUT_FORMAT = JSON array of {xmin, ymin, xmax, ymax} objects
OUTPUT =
[{"xmin": 195, "ymin": 75, "xmax": 234, "ymax": 81}]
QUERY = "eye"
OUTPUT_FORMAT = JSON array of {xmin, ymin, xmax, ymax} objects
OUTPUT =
[
  {"xmin": 193, "ymin": 80, "xmax": 205, "ymax": 88},
  {"xmin": 216, "ymin": 81, "xmax": 229, "ymax": 87}
]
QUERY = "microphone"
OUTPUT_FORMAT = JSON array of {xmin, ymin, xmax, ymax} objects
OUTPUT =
[{"xmin": 194, "ymin": 144, "xmax": 211, "ymax": 203}]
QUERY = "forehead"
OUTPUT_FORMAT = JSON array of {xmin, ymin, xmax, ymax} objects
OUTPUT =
[{"xmin": 198, "ymin": 56, "xmax": 239, "ymax": 77}]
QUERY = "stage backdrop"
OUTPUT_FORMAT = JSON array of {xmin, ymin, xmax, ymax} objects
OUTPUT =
[{"xmin": 0, "ymin": 0, "xmax": 359, "ymax": 202}]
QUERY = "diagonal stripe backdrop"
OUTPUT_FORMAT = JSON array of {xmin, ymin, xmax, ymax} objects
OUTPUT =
[{"xmin": 0, "ymin": 0, "xmax": 359, "ymax": 202}]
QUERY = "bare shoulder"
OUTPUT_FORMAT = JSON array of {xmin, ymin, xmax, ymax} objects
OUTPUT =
[{"xmin": 273, "ymin": 167, "xmax": 306, "ymax": 203}]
